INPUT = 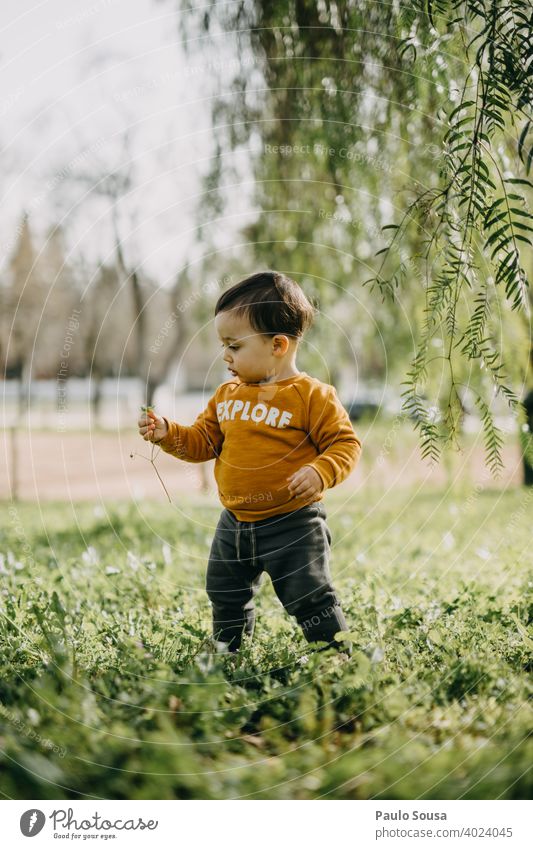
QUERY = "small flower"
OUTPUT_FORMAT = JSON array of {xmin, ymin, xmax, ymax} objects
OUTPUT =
[{"xmin": 82, "ymin": 546, "xmax": 99, "ymax": 566}]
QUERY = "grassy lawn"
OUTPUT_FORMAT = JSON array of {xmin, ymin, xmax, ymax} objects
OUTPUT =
[{"xmin": 0, "ymin": 487, "xmax": 531, "ymax": 799}]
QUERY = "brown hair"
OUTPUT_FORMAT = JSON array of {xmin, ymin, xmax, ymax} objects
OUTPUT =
[{"xmin": 214, "ymin": 271, "xmax": 316, "ymax": 338}]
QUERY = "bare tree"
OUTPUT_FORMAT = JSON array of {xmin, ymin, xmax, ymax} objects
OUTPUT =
[{"xmin": 6, "ymin": 215, "xmax": 44, "ymax": 413}]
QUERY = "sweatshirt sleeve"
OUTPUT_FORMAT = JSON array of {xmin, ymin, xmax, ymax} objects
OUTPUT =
[
  {"xmin": 155, "ymin": 391, "xmax": 223, "ymax": 463},
  {"xmin": 302, "ymin": 382, "xmax": 362, "ymax": 490}
]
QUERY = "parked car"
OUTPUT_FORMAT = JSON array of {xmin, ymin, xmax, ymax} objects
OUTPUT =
[{"xmin": 341, "ymin": 386, "xmax": 401, "ymax": 421}]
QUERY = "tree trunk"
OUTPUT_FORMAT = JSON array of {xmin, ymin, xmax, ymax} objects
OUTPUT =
[
  {"xmin": 522, "ymin": 388, "xmax": 533, "ymax": 486},
  {"xmin": 146, "ymin": 376, "xmax": 158, "ymax": 408},
  {"xmin": 9, "ymin": 425, "xmax": 19, "ymax": 501},
  {"xmin": 91, "ymin": 376, "xmax": 103, "ymax": 426},
  {"xmin": 18, "ymin": 358, "xmax": 31, "ymax": 416}
]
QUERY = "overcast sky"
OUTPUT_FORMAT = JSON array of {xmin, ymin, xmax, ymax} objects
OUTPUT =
[{"xmin": 1, "ymin": 0, "xmax": 257, "ymax": 283}]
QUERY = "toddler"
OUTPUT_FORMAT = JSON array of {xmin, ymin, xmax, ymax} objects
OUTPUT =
[{"xmin": 137, "ymin": 271, "xmax": 362, "ymax": 656}]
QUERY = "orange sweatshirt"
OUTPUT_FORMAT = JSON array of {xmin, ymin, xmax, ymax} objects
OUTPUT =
[{"xmin": 157, "ymin": 371, "xmax": 362, "ymax": 521}]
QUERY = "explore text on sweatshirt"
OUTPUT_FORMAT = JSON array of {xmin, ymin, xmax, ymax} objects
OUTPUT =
[{"xmin": 157, "ymin": 371, "xmax": 362, "ymax": 521}]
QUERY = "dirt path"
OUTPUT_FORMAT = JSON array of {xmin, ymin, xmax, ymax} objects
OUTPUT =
[{"xmin": 0, "ymin": 428, "xmax": 523, "ymax": 502}]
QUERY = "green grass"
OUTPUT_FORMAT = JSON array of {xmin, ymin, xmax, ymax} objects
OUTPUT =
[{"xmin": 0, "ymin": 487, "xmax": 531, "ymax": 800}]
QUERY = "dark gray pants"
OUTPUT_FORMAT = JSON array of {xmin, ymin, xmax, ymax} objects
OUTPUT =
[{"xmin": 206, "ymin": 502, "xmax": 351, "ymax": 654}]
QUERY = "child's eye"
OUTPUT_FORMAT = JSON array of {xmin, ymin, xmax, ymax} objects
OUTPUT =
[{"xmin": 228, "ymin": 345, "xmax": 239, "ymax": 351}]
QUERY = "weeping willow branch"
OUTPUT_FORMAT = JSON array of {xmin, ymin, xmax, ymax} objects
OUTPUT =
[
  {"xmin": 176, "ymin": 0, "xmax": 532, "ymax": 474},
  {"xmin": 367, "ymin": 0, "xmax": 533, "ymax": 472}
]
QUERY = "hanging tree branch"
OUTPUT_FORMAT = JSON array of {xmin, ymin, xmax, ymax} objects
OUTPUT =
[
  {"xmin": 366, "ymin": 0, "xmax": 533, "ymax": 473},
  {"xmin": 176, "ymin": 0, "xmax": 533, "ymax": 473}
]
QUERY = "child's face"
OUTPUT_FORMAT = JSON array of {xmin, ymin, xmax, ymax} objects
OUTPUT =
[{"xmin": 215, "ymin": 310, "xmax": 288, "ymax": 383}]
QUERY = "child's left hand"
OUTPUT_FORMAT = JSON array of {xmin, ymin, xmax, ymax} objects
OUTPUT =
[{"xmin": 287, "ymin": 466, "xmax": 324, "ymax": 501}]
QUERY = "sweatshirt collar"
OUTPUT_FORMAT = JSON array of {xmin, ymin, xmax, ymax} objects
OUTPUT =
[{"xmin": 237, "ymin": 371, "xmax": 308, "ymax": 387}]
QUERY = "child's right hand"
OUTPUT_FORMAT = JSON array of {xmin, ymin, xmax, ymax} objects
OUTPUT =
[{"xmin": 137, "ymin": 410, "xmax": 168, "ymax": 442}]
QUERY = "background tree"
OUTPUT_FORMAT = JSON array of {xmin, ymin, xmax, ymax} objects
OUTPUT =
[
  {"xmin": 177, "ymin": 0, "xmax": 533, "ymax": 473},
  {"xmin": 6, "ymin": 215, "xmax": 47, "ymax": 413}
]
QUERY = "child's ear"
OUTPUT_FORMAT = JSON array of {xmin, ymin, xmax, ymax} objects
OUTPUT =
[{"xmin": 272, "ymin": 334, "xmax": 290, "ymax": 355}]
